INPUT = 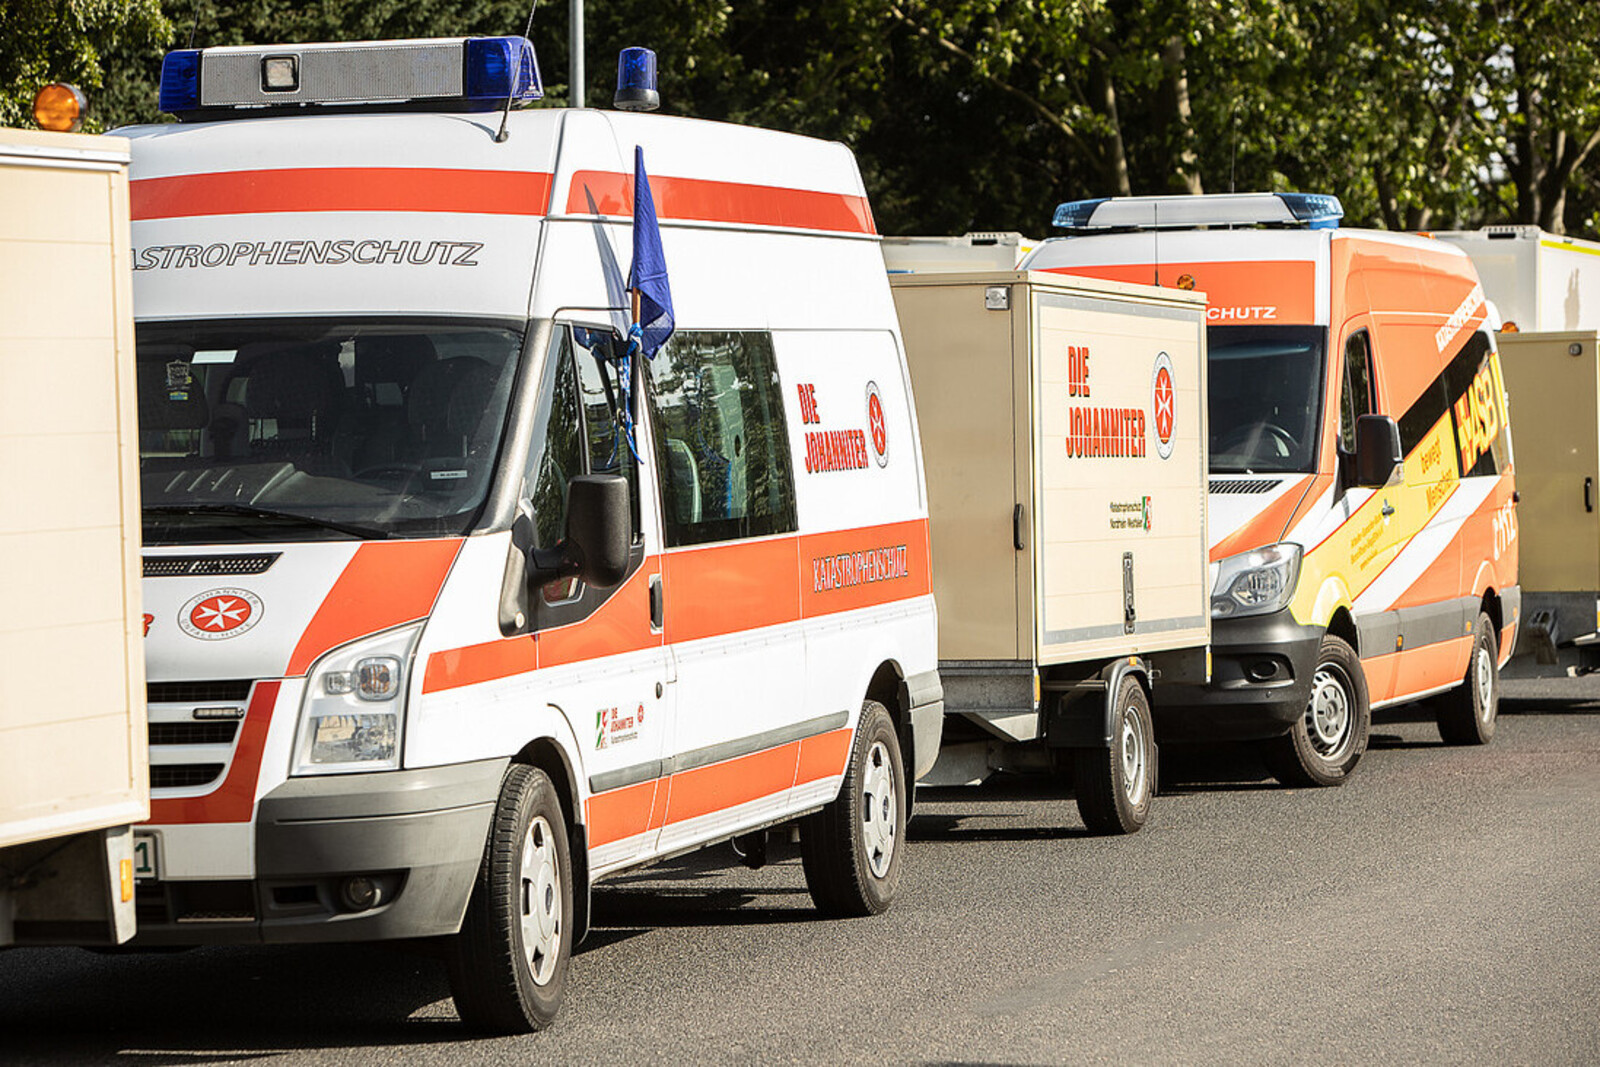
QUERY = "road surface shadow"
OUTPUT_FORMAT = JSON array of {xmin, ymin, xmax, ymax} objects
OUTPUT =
[
  {"xmin": 0, "ymin": 942, "xmax": 475, "ymax": 1060},
  {"xmin": 908, "ymin": 814, "xmax": 1091, "ymax": 842}
]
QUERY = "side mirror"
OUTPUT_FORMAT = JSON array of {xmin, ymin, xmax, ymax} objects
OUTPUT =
[
  {"xmin": 528, "ymin": 474, "xmax": 631, "ymax": 591},
  {"xmin": 1354, "ymin": 414, "xmax": 1402, "ymax": 488},
  {"xmin": 565, "ymin": 474, "xmax": 631, "ymax": 587}
]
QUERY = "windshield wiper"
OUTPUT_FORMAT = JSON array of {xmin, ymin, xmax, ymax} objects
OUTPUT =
[{"xmin": 143, "ymin": 504, "xmax": 390, "ymax": 540}]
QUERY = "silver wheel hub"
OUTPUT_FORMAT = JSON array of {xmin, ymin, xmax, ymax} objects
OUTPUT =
[
  {"xmin": 1306, "ymin": 666, "xmax": 1352, "ymax": 758},
  {"xmin": 1119, "ymin": 703, "xmax": 1150, "ymax": 807},
  {"xmin": 1475, "ymin": 645, "xmax": 1495, "ymax": 722},
  {"xmin": 519, "ymin": 814, "xmax": 562, "ymax": 986},
  {"xmin": 861, "ymin": 740, "xmax": 897, "ymax": 878}
]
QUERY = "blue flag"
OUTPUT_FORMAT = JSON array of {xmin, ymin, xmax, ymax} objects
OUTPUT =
[{"xmin": 627, "ymin": 145, "xmax": 675, "ymax": 359}]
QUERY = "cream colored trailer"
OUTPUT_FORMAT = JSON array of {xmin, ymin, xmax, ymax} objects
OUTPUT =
[
  {"xmin": 0, "ymin": 127, "xmax": 146, "ymax": 945},
  {"xmin": 1494, "ymin": 330, "xmax": 1600, "ymax": 671},
  {"xmin": 893, "ymin": 270, "xmax": 1209, "ymax": 833}
]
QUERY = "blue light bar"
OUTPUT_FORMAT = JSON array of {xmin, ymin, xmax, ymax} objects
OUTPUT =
[
  {"xmin": 1277, "ymin": 192, "xmax": 1344, "ymax": 229},
  {"xmin": 1052, "ymin": 198, "xmax": 1109, "ymax": 230},
  {"xmin": 615, "ymin": 47, "xmax": 659, "ymax": 112},
  {"xmin": 1051, "ymin": 192, "xmax": 1345, "ymax": 232},
  {"xmin": 158, "ymin": 49, "xmax": 201, "ymax": 114},
  {"xmin": 465, "ymin": 36, "xmax": 543, "ymax": 107}
]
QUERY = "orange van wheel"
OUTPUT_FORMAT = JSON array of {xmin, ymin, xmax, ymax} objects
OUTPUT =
[
  {"xmin": 1262, "ymin": 633, "xmax": 1370, "ymax": 787},
  {"xmin": 1435, "ymin": 612, "xmax": 1499, "ymax": 745}
]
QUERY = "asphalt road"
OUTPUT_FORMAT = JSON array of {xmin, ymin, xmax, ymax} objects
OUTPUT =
[{"xmin": 4, "ymin": 677, "xmax": 1598, "ymax": 1066}]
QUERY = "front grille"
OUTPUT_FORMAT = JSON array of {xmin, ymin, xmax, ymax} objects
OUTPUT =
[
  {"xmin": 1209, "ymin": 478, "xmax": 1284, "ymax": 495},
  {"xmin": 149, "ymin": 722, "xmax": 240, "ymax": 746},
  {"xmin": 151, "ymin": 764, "xmax": 226, "ymax": 789},
  {"xmin": 143, "ymin": 554, "xmax": 280, "ymax": 577},
  {"xmin": 148, "ymin": 680, "xmax": 254, "ymax": 703}
]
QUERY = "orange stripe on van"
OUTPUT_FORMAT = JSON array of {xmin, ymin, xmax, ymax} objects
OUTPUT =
[
  {"xmin": 287, "ymin": 539, "xmax": 460, "ymax": 677},
  {"xmin": 565, "ymin": 171, "xmax": 877, "ymax": 235},
  {"xmin": 663, "ymin": 743, "xmax": 802, "ymax": 826},
  {"xmin": 146, "ymin": 681, "xmax": 280, "ymax": 825},
  {"xmin": 800, "ymin": 519, "xmax": 931, "ymax": 616},
  {"xmin": 131, "ymin": 168, "xmax": 554, "ymax": 219},
  {"xmin": 663, "ymin": 538, "xmax": 800, "ymax": 644},
  {"xmin": 585, "ymin": 779, "xmax": 660, "ymax": 849},
  {"xmin": 1042, "ymin": 261, "xmax": 1318, "ymax": 324},
  {"xmin": 423, "ymin": 520, "xmax": 928, "ymax": 693},
  {"xmin": 1210, "ymin": 475, "xmax": 1314, "ymax": 562},
  {"xmin": 796, "ymin": 727, "xmax": 853, "ymax": 784}
]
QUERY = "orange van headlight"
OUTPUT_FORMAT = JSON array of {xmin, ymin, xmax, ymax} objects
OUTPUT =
[{"xmin": 33, "ymin": 82, "xmax": 87, "ymax": 132}]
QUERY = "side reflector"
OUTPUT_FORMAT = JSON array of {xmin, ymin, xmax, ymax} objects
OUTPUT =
[{"xmin": 120, "ymin": 858, "xmax": 135, "ymax": 902}]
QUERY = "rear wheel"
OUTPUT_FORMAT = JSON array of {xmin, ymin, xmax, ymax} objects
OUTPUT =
[
  {"xmin": 800, "ymin": 701, "xmax": 905, "ymax": 917},
  {"xmin": 1263, "ymin": 633, "xmax": 1369, "ymax": 787},
  {"xmin": 447, "ymin": 764, "xmax": 572, "ymax": 1034},
  {"xmin": 1071, "ymin": 674, "xmax": 1155, "ymax": 834},
  {"xmin": 1436, "ymin": 612, "xmax": 1499, "ymax": 745}
]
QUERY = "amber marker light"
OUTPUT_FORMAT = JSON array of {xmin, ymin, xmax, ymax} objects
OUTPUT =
[
  {"xmin": 1501, "ymin": 321, "xmax": 1520, "ymax": 333},
  {"xmin": 33, "ymin": 82, "xmax": 86, "ymax": 132},
  {"xmin": 1176, "ymin": 273, "xmax": 1196, "ymax": 291}
]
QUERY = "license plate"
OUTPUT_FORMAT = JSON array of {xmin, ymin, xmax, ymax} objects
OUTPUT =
[{"xmin": 132, "ymin": 832, "xmax": 160, "ymax": 881}]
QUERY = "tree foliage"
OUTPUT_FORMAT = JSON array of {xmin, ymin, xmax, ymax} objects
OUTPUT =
[{"xmin": 5, "ymin": 0, "xmax": 1600, "ymax": 238}]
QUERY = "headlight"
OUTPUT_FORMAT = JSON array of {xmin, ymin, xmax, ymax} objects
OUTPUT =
[
  {"xmin": 292, "ymin": 623, "xmax": 422, "ymax": 775},
  {"xmin": 1210, "ymin": 543, "xmax": 1302, "ymax": 619}
]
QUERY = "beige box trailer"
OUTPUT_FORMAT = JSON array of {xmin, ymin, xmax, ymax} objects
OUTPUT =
[
  {"xmin": 1494, "ymin": 329, "xmax": 1600, "ymax": 670},
  {"xmin": 0, "ymin": 127, "xmax": 146, "ymax": 945},
  {"xmin": 893, "ymin": 270, "xmax": 1208, "ymax": 832}
]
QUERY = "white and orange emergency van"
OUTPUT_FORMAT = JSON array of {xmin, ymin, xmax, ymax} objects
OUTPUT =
[
  {"xmin": 1023, "ymin": 193, "xmax": 1520, "ymax": 786},
  {"xmin": 116, "ymin": 35, "xmax": 940, "ymax": 1032}
]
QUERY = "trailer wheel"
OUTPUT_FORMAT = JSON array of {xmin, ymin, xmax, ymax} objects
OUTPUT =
[
  {"xmin": 1071, "ymin": 674, "xmax": 1155, "ymax": 834},
  {"xmin": 1435, "ymin": 612, "xmax": 1499, "ymax": 745},
  {"xmin": 800, "ymin": 701, "xmax": 905, "ymax": 917},
  {"xmin": 447, "ymin": 764, "xmax": 572, "ymax": 1034},
  {"xmin": 1263, "ymin": 633, "xmax": 1369, "ymax": 787}
]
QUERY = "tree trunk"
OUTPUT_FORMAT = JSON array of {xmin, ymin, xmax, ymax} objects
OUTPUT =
[
  {"xmin": 1090, "ymin": 56, "xmax": 1132, "ymax": 197},
  {"xmin": 1162, "ymin": 36, "xmax": 1203, "ymax": 195}
]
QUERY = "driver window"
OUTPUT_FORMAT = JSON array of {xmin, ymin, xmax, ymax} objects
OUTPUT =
[
  {"xmin": 523, "ymin": 327, "xmax": 641, "ymax": 607},
  {"xmin": 1339, "ymin": 330, "xmax": 1376, "ymax": 454}
]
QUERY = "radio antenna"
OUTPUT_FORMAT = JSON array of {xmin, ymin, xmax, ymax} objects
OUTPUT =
[
  {"xmin": 186, "ymin": 0, "xmax": 201, "ymax": 48},
  {"xmin": 494, "ymin": 0, "xmax": 539, "ymax": 143},
  {"xmin": 1153, "ymin": 201, "xmax": 1160, "ymax": 287}
]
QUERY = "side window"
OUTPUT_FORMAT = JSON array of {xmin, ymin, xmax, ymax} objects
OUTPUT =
[
  {"xmin": 523, "ymin": 327, "xmax": 642, "ymax": 606},
  {"xmin": 645, "ymin": 331, "xmax": 798, "ymax": 547},
  {"xmin": 1338, "ymin": 330, "xmax": 1376, "ymax": 454}
]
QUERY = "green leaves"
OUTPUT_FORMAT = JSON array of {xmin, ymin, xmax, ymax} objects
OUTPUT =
[{"xmin": 3, "ymin": 0, "xmax": 1598, "ymax": 235}]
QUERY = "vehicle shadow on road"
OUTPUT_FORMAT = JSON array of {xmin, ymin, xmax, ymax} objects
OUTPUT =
[{"xmin": 0, "ymin": 942, "xmax": 476, "ymax": 1059}]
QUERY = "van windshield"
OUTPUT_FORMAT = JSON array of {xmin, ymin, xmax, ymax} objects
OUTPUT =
[
  {"xmin": 1207, "ymin": 325, "xmax": 1326, "ymax": 474},
  {"xmin": 137, "ymin": 318, "xmax": 523, "ymax": 543}
]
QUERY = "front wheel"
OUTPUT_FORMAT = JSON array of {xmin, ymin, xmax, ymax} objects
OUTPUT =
[
  {"xmin": 1436, "ymin": 612, "xmax": 1499, "ymax": 745},
  {"xmin": 1263, "ymin": 633, "xmax": 1370, "ymax": 787},
  {"xmin": 1071, "ymin": 674, "xmax": 1156, "ymax": 834},
  {"xmin": 800, "ymin": 700, "xmax": 906, "ymax": 917},
  {"xmin": 447, "ymin": 764, "xmax": 572, "ymax": 1034}
]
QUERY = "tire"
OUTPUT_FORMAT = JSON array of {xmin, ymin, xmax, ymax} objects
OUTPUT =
[
  {"xmin": 800, "ymin": 701, "xmax": 906, "ymax": 917},
  {"xmin": 447, "ymin": 764, "xmax": 572, "ymax": 1034},
  {"xmin": 1263, "ymin": 633, "xmax": 1370, "ymax": 787},
  {"xmin": 1071, "ymin": 674, "xmax": 1156, "ymax": 835},
  {"xmin": 1436, "ymin": 612, "xmax": 1499, "ymax": 745}
]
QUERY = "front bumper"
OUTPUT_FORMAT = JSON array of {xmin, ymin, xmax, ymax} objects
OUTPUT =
[
  {"xmin": 133, "ymin": 758, "xmax": 507, "ymax": 945},
  {"xmin": 1151, "ymin": 609, "xmax": 1323, "ymax": 742}
]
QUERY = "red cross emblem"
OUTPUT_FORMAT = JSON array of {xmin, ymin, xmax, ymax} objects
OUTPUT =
[{"xmin": 191, "ymin": 595, "xmax": 253, "ymax": 632}]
